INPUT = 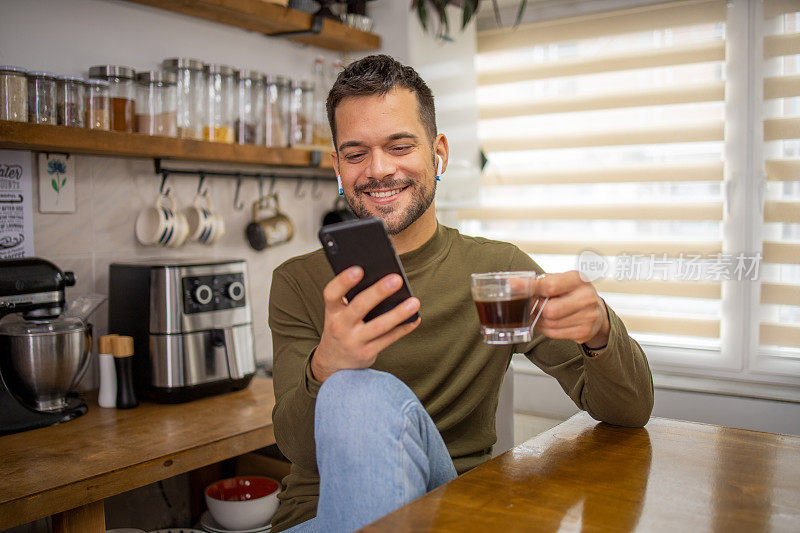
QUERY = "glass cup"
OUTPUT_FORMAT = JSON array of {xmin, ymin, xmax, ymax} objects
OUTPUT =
[{"xmin": 471, "ymin": 271, "xmax": 548, "ymax": 345}]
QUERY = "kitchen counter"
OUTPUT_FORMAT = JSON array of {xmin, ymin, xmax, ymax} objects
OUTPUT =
[
  {"xmin": 360, "ymin": 412, "xmax": 800, "ymax": 532},
  {"xmin": 0, "ymin": 376, "xmax": 276, "ymax": 532}
]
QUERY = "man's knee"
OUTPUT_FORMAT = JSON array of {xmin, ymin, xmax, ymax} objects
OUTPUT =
[{"xmin": 315, "ymin": 369, "xmax": 416, "ymax": 436}]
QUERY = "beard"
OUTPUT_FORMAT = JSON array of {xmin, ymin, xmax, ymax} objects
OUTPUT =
[{"xmin": 345, "ymin": 175, "xmax": 437, "ymax": 235}]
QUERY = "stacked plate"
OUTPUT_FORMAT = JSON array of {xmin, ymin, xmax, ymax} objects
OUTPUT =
[{"xmin": 199, "ymin": 512, "xmax": 271, "ymax": 533}]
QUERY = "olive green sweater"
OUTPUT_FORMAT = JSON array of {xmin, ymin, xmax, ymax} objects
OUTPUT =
[{"xmin": 268, "ymin": 224, "xmax": 653, "ymax": 531}]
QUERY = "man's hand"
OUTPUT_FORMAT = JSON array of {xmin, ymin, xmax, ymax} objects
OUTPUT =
[
  {"xmin": 311, "ymin": 266, "xmax": 421, "ymax": 382},
  {"xmin": 534, "ymin": 271, "xmax": 609, "ymax": 349}
]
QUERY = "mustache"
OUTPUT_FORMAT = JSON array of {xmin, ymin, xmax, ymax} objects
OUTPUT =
[{"xmin": 354, "ymin": 179, "xmax": 413, "ymax": 194}]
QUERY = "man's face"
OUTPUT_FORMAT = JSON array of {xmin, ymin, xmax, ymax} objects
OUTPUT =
[{"xmin": 333, "ymin": 88, "xmax": 437, "ymax": 235}]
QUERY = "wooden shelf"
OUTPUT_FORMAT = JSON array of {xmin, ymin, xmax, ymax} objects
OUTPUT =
[
  {"xmin": 122, "ymin": 0, "xmax": 381, "ymax": 52},
  {"xmin": 0, "ymin": 121, "xmax": 334, "ymax": 171}
]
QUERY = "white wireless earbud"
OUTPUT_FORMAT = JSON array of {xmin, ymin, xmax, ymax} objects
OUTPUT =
[
  {"xmin": 336, "ymin": 174, "xmax": 343, "ymax": 195},
  {"xmin": 436, "ymin": 155, "xmax": 443, "ymax": 180}
]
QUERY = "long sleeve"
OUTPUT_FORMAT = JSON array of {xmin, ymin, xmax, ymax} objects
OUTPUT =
[
  {"xmin": 511, "ymin": 249, "xmax": 655, "ymax": 427},
  {"xmin": 268, "ymin": 267, "xmax": 324, "ymax": 472}
]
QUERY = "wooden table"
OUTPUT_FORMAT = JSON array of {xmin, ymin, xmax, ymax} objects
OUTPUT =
[
  {"xmin": 0, "ymin": 376, "xmax": 275, "ymax": 532},
  {"xmin": 362, "ymin": 412, "xmax": 800, "ymax": 532}
]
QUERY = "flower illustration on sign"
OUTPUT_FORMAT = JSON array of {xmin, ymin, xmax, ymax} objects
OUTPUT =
[{"xmin": 47, "ymin": 158, "xmax": 68, "ymax": 203}]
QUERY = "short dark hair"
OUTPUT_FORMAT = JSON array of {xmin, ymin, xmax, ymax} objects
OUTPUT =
[{"xmin": 326, "ymin": 54, "xmax": 437, "ymax": 148}]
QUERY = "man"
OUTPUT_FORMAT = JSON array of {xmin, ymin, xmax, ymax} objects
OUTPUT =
[{"xmin": 269, "ymin": 54, "xmax": 653, "ymax": 532}]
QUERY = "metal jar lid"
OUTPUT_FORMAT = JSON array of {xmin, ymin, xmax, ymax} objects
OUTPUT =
[
  {"xmin": 56, "ymin": 75, "xmax": 86, "ymax": 84},
  {"xmin": 85, "ymin": 79, "xmax": 110, "ymax": 88},
  {"xmin": 293, "ymin": 80, "xmax": 314, "ymax": 91},
  {"xmin": 162, "ymin": 57, "xmax": 204, "ymax": 71},
  {"xmin": 136, "ymin": 71, "xmax": 177, "ymax": 85},
  {"xmin": 266, "ymin": 74, "xmax": 289, "ymax": 86},
  {"xmin": 27, "ymin": 71, "xmax": 57, "ymax": 79},
  {"xmin": 204, "ymin": 64, "xmax": 236, "ymax": 76},
  {"xmin": 0, "ymin": 65, "xmax": 27, "ymax": 75},
  {"xmin": 238, "ymin": 69, "xmax": 265, "ymax": 82},
  {"xmin": 88, "ymin": 65, "xmax": 135, "ymax": 80}
]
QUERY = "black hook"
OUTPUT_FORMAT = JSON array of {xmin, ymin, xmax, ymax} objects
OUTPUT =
[
  {"xmin": 258, "ymin": 176, "xmax": 264, "ymax": 199},
  {"xmin": 268, "ymin": 176, "xmax": 277, "ymax": 196},
  {"xmin": 159, "ymin": 171, "xmax": 170, "ymax": 195},
  {"xmin": 197, "ymin": 172, "xmax": 207, "ymax": 196},
  {"xmin": 295, "ymin": 177, "xmax": 307, "ymax": 199},
  {"xmin": 311, "ymin": 178, "xmax": 324, "ymax": 200},
  {"xmin": 233, "ymin": 175, "xmax": 244, "ymax": 211}
]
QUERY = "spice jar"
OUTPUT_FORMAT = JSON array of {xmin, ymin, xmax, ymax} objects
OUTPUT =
[
  {"xmin": 290, "ymin": 80, "xmax": 314, "ymax": 146},
  {"xmin": 56, "ymin": 76, "xmax": 85, "ymax": 128},
  {"xmin": 162, "ymin": 57, "xmax": 205, "ymax": 140},
  {"xmin": 204, "ymin": 64, "xmax": 236, "ymax": 143},
  {"xmin": 0, "ymin": 66, "xmax": 28, "ymax": 122},
  {"xmin": 265, "ymin": 75, "xmax": 289, "ymax": 147},
  {"xmin": 237, "ymin": 70, "xmax": 264, "ymax": 145},
  {"xmin": 88, "ymin": 65, "xmax": 135, "ymax": 132},
  {"xmin": 135, "ymin": 71, "xmax": 177, "ymax": 137},
  {"xmin": 27, "ymin": 71, "xmax": 57, "ymax": 125},
  {"xmin": 85, "ymin": 79, "xmax": 110, "ymax": 130}
]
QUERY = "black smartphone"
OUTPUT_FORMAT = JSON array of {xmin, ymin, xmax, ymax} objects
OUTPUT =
[{"xmin": 318, "ymin": 217, "xmax": 419, "ymax": 324}]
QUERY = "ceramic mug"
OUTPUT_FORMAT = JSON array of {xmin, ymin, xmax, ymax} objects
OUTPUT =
[
  {"xmin": 246, "ymin": 193, "xmax": 294, "ymax": 251},
  {"xmin": 135, "ymin": 193, "xmax": 180, "ymax": 247},
  {"xmin": 185, "ymin": 193, "xmax": 224, "ymax": 245}
]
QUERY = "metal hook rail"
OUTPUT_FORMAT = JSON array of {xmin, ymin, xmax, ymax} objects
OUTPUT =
[{"xmin": 153, "ymin": 158, "xmax": 335, "ymax": 208}]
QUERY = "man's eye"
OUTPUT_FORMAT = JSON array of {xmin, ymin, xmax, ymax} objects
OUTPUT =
[
  {"xmin": 392, "ymin": 145, "xmax": 412, "ymax": 153},
  {"xmin": 345, "ymin": 153, "xmax": 366, "ymax": 161}
]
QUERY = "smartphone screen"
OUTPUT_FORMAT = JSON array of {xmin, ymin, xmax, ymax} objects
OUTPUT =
[{"xmin": 318, "ymin": 217, "xmax": 419, "ymax": 324}]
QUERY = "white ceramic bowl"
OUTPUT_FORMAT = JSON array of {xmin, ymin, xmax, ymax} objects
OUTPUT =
[{"xmin": 204, "ymin": 476, "xmax": 279, "ymax": 531}]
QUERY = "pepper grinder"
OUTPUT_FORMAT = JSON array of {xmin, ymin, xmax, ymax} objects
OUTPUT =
[
  {"xmin": 111, "ymin": 335, "xmax": 138, "ymax": 409},
  {"xmin": 97, "ymin": 334, "xmax": 118, "ymax": 408}
]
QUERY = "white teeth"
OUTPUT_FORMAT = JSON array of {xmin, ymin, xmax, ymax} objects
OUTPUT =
[{"xmin": 367, "ymin": 188, "xmax": 403, "ymax": 198}]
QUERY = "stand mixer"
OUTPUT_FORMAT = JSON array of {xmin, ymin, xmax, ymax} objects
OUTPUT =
[{"xmin": 0, "ymin": 258, "xmax": 98, "ymax": 436}]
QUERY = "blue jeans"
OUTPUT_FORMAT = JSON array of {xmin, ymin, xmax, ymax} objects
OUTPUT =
[{"xmin": 287, "ymin": 369, "xmax": 457, "ymax": 532}]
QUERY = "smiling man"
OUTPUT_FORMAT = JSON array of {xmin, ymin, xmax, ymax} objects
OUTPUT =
[{"xmin": 268, "ymin": 55, "xmax": 654, "ymax": 532}]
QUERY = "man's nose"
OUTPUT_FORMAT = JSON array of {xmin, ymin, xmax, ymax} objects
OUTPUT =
[{"xmin": 366, "ymin": 149, "xmax": 396, "ymax": 180}]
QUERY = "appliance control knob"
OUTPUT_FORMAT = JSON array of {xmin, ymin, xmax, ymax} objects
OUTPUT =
[
  {"xmin": 194, "ymin": 284, "xmax": 213, "ymax": 305},
  {"xmin": 227, "ymin": 281, "xmax": 245, "ymax": 301}
]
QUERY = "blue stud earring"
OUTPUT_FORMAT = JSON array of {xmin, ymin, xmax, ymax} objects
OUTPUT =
[{"xmin": 336, "ymin": 174, "xmax": 343, "ymax": 195}]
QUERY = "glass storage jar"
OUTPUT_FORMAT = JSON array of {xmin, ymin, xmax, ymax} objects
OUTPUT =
[
  {"xmin": 27, "ymin": 71, "xmax": 57, "ymax": 125},
  {"xmin": 135, "ymin": 71, "xmax": 177, "ymax": 137},
  {"xmin": 85, "ymin": 79, "xmax": 110, "ymax": 130},
  {"xmin": 88, "ymin": 65, "xmax": 135, "ymax": 132},
  {"xmin": 0, "ymin": 66, "xmax": 28, "ymax": 122},
  {"xmin": 56, "ymin": 76, "xmax": 85, "ymax": 128},
  {"xmin": 265, "ymin": 75, "xmax": 290, "ymax": 147},
  {"xmin": 203, "ymin": 64, "xmax": 236, "ymax": 143},
  {"xmin": 162, "ymin": 57, "xmax": 205, "ymax": 140},
  {"xmin": 290, "ymin": 80, "xmax": 314, "ymax": 146},
  {"xmin": 237, "ymin": 70, "xmax": 264, "ymax": 145}
]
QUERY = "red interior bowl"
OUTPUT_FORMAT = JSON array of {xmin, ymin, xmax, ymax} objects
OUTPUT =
[{"xmin": 205, "ymin": 476, "xmax": 279, "ymax": 502}]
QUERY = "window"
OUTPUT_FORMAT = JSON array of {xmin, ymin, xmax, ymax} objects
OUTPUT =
[
  {"xmin": 760, "ymin": 0, "xmax": 800, "ymax": 375},
  {"xmin": 458, "ymin": 0, "xmax": 800, "ymax": 386}
]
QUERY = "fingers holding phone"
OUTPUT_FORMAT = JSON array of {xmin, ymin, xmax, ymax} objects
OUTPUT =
[{"xmin": 313, "ymin": 265, "xmax": 420, "ymax": 383}]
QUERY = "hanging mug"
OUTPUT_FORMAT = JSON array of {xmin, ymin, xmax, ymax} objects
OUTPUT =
[
  {"xmin": 185, "ymin": 192, "xmax": 225, "ymax": 245},
  {"xmin": 322, "ymin": 196, "xmax": 357, "ymax": 227},
  {"xmin": 246, "ymin": 193, "xmax": 294, "ymax": 251},
  {"xmin": 135, "ymin": 192, "xmax": 181, "ymax": 247}
]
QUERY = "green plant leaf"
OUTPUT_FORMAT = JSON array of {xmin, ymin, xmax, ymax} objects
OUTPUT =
[
  {"xmin": 414, "ymin": 0, "xmax": 429, "ymax": 31},
  {"xmin": 514, "ymin": 0, "xmax": 528, "ymax": 27},
  {"xmin": 51, "ymin": 178, "xmax": 59, "ymax": 193},
  {"xmin": 61, "ymin": 177, "xmax": 67, "ymax": 188},
  {"xmin": 462, "ymin": 0, "xmax": 479, "ymax": 29}
]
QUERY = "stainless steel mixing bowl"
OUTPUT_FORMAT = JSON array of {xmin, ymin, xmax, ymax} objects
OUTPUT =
[{"xmin": 0, "ymin": 322, "xmax": 92, "ymax": 412}]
